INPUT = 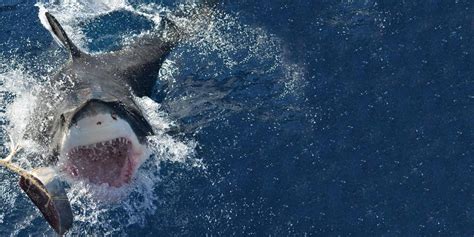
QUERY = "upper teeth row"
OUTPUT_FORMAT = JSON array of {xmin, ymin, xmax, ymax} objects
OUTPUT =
[{"xmin": 68, "ymin": 137, "xmax": 131, "ymax": 153}]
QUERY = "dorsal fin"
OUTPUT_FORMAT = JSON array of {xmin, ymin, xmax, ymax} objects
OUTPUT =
[{"xmin": 39, "ymin": 9, "xmax": 82, "ymax": 58}]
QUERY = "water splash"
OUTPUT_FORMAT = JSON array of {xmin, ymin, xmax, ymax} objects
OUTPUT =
[
  {"xmin": 0, "ymin": 63, "xmax": 49, "ymax": 235},
  {"xmin": 0, "ymin": 64, "xmax": 199, "ymax": 234}
]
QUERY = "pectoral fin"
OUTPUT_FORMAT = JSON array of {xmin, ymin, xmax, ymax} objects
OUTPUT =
[{"xmin": 19, "ymin": 167, "xmax": 73, "ymax": 235}]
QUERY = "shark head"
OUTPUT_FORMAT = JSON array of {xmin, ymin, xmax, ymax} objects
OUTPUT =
[{"xmin": 57, "ymin": 99, "xmax": 152, "ymax": 187}]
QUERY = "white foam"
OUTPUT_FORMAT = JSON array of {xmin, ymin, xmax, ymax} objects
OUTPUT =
[
  {"xmin": 0, "ymin": 64, "xmax": 40, "ymax": 147},
  {"xmin": 134, "ymin": 96, "xmax": 201, "ymax": 167},
  {"xmin": 0, "ymin": 63, "xmax": 50, "ymax": 233}
]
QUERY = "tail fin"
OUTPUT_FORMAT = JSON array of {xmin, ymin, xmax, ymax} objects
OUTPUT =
[{"xmin": 38, "ymin": 8, "xmax": 82, "ymax": 59}]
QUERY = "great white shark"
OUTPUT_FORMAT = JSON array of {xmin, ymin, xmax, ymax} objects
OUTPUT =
[
  {"xmin": 32, "ymin": 10, "xmax": 178, "ymax": 188},
  {"xmin": 27, "ymin": 10, "xmax": 179, "ymax": 233},
  {"xmin": 1, "ymin": 3, "xmax": 215, "ymax": 234}
]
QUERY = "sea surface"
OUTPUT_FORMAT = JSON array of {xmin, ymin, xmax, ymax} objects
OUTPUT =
[{"xmin": 0, "ymin": 0, "xmax": 472, "ymax": 235}]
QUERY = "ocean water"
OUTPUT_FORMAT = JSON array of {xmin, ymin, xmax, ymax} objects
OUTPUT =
[{"xmin": 0, "ymin": 0, "xmax": 472, "ymax": 235}]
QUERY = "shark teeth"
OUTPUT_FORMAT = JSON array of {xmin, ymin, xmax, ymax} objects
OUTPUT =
[
  {"xmin": 63, "ymin": 136, "xmax": 137, "ymax": 187},
  {"xmin": 67, "ymin": 137, "xmax": 132, "ymax": 155}
]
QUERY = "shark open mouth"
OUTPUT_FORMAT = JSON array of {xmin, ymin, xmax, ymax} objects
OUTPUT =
[
  {"xmin": 58, "ymin": 104, "xmax": 150, "ymax": 189},
  {"xmin": 64, "ymin": 137, "xmax": 137, "ymax": 187}
]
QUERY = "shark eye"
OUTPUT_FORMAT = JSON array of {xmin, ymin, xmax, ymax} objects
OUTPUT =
[
  {"xmin": 111, "ymin": 113, "xmax": 118, "ymax": 120},
  {"xmin": 60, "ymin": 114, "xmax": 66, "ymax": 125}
]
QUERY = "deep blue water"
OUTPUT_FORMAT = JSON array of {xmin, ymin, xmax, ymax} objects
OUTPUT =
[{"xmin": 0, "ymin": 0, "xmax": 472, "ymax": 236}]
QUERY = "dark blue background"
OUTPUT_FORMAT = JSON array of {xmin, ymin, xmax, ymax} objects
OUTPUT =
[{"xmin": 0, "ymin": 0, "xmax": 472, "ymax": 235}]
